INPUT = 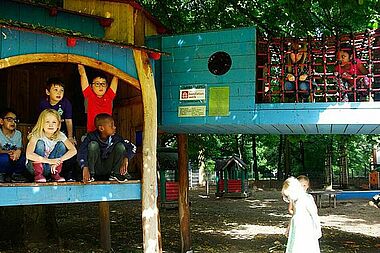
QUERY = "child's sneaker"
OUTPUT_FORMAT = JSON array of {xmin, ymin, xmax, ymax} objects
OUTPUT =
[
  {"xmin": 35, "ymin": 174, "xmax": 47, "ymax": 183},
  {"xmin": 88, "ymin": 177, "xmax": 95, "ymax": 182},
  {"xmin": 11, "ymin": 173, "xmax": 28, "ymax": 183},
  {"xmin": 51, "ymin": 173, "xmax": 66, "ymax": 182},
  {"xmin": 109, "ymin": 174, "xmax": 128, "ymax": 183}
]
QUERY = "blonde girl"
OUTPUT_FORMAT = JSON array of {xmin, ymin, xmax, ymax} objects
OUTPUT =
[
  {"xmin": 26, "ymin": 109, "xmax": 76, "ymax": 183},
  {"xmin": 282, "ymin": 177, "xmax": 322, "ymax": 253}
]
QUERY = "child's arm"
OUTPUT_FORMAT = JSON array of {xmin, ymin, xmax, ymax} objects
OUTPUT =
[
  {"xmin": 65, "ymin": 119, "xmax": 77, "ymax": 145},
  {"xmin": 26, "ymin": 137, "xmax": 51, "ymax": 163},
  {"xmin": 78, "ymin": 64, "xmax": 89, "ymax": 91},
  {"xmin": 60, "ymin": 138, "xmax": 77, "ymax": 162},
  {"xmin": 82, "ymin": 166, "xmax": 91, "ymax": 182},
  {"xmin": 9, "ymin": 149, "xmax": 22, "ymax": 161},
  {"xmin": 357, "ymin": 62, "xmax": 368, "ymax": 75},
  {"xmin": 288, "ymin": 201, "xmax": 294, "ymax": 215},
  {"xmin": 109, "ymin": 76, "xmax": 119, "ymax": 94}
]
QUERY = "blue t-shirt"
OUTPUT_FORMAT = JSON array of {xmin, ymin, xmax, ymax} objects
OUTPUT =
[
  {"xmin": 38, "ymin": 97, "xmax": 73, "ymax": 135},
  {"xmin": 0, "ymin": 128, "xmax": 22, "ymax": 150}
]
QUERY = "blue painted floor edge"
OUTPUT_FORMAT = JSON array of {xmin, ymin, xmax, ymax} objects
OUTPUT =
[{"xmin": 336, "ymin": 190, "xmax": 380, "ymax": 200}]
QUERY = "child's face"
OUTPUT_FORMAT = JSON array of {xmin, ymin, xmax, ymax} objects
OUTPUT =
[
  {"xmin": 100, "ymin": 119, "xmax": 116, "ymax": 137},
  {"xmin": 338, "ymin": 51, "xmax": 351, "ymax": 65},
  {"xmin": 300, "ymin": 181, "xmax": 309, "ymax": 191},
  {"xmin": 43, "ymin": 113, "xmax": 60, "ymax": 137},
  {"xmin": 46, "ymin": 84, "xmax": 64, "ymax": 104},
  {"xmin": 91, "ymin": 77, "xmax": 108, "ymax": 97},
  {"xmin": 0, "ymin": 112, "xmax": 18, "ymax": 132}
]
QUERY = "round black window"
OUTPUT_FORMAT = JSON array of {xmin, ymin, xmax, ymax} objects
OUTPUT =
[{"xmin": 208, "ymin": 51, "xmax": 232, "ymax": 75}]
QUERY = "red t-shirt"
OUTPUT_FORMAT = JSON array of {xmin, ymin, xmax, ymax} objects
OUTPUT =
[{"xmin": 83, "ymin": 86, "xmax": 116, "ymax": 132}]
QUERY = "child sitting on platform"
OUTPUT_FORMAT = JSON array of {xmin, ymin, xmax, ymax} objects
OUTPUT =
[
  {"xmin": 38, "ymin": 77, "xmax": 78, "ymax": 181},
  {"xmin": 78, "ymin": 113, "xmax": 136, "ymax": 183},
  {"xmin": 26, "ymin": 109, "xmax": 77, "ymax": 183},
  {"xmin": 78, "ymin": 64, "xmax": 119, "ymax": 132},
  {"xmin": 0, "ymin": 108, "xmax": 28, "ymax": 183}
]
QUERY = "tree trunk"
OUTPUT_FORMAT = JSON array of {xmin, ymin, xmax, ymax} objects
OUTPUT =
[
  {"xmin": 339, "ymin": 137, "xmax": 349, "ymax": 188},
  {"xmin": 299, "ymin": 140, "xmax": 305, "ymax": 172},
  {"xmin": 251, "ymin": 135, "xmax": 259, "ymax": 180},
  {"xmin": 277, "ymin": 135, "xmax": 284, "ymax": 180},
  {"xmin": 325, "ymin": 139, "xmax": 333, "ymax": 189},
  {"xmin": 284, "ymin": 136, "xmax": 291, "ymax": 178}
]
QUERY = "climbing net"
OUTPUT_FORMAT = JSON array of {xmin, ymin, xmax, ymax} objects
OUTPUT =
[{"xmin": 256, "ymin": 29, "xmax": 380, "ymax": 103}]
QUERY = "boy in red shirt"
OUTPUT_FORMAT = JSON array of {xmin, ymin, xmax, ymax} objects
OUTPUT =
[{"xmin": 78, "ymin": 64, "xmax": 118, "ymax": 132}]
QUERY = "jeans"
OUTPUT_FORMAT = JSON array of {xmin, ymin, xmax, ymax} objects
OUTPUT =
[
  {"xmin": 26, "ymin": 140, "xmax": 66, "ymax": 177},
  {"xmin": 0, "ymin": 153, "xmax": 26, "ymax": 174},
  {"xmin": 87, "ymin": 141, "xmax": 125, "ymax": 179}
]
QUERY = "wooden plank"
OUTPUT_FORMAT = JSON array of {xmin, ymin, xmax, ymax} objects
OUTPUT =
[
  {"xmin": 133, "ymin": 49, "xmax": 161, "ymax": 253},
  {"xmin": 177, "ymin": 134, "xmax": 191, "ymax": 253},
  {"xmin": 99, "ymin": 202, "xmax": 111, "ymax": 251},
  {"xmin": 0, "ymin": 182, "xmax": 141, "ymax": 207},
  {"xmin": 134, "ymin": 9, "xmax": 145, "ymax": 46}
]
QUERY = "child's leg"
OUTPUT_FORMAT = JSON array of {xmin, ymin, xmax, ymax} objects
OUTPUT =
[
  {"xmin": 48, "ymin": 141, "xmax": 67, "ymax": 159},
  {"xmin": 87, "ymin": 141, "xmax": 104, "ymax": 179},
  {"xmin": 106, "ymin": 143, "xmax": 126, "ymax": 176},
  {"xmin": 32, "ymin": 140, "xmax": 50, "ymax": 176},
  {"xmin": 0, "ymin": 153, "xmax": 12, "ymax": 174}
]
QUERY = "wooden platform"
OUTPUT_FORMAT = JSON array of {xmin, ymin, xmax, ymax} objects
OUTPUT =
[{"xmin": 0, "ymin": 180, "xmax": 141, "ymax": 206}]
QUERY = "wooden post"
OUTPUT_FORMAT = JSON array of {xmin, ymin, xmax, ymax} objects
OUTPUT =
[
  {"xmin": 133, "ymin": 50, "xmax": 161, "ymax": 253},
  {"xmin": 99, "ymin": 202, "xmax": 111, "ymax": 251},
  {"xmin": 177, "ymin": 134, "xmax": 191, "ymax": 253}
]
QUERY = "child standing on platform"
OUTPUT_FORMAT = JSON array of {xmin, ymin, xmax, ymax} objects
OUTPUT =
[
  {"xmin": 26, "ymin": 109, "xmax": 77, "ymax": 183},
  {"xmin": 78, "ymin": 113, "xmax": 136, "ymax": 183},
  {"xmin": 78, "ymin": 64, "xmax": 119, "ymax": 132},
  {"xmin": 282, "ymin": 177, "xmax": 321, "ymax": 253},
  {"xmin": 0, "ymin": 108, "xmax": 28, "ymax": 182}
]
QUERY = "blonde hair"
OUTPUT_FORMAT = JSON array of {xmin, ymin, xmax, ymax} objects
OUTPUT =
[
  {"xmin": 282, "ymin": 177, "xmax": 304, "ymax": 203},
  {"xmin": 28, "ymin": 109, "xmax": 61, "ymax": 140}
]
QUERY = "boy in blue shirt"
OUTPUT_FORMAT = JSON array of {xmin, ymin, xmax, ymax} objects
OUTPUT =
[{"xmin": 0, "ymin": 108, "xmax": 28, "ymax": 182}]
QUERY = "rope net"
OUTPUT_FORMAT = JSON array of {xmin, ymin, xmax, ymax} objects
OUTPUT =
[{"xmin": 256, "ymin": 29, "xmax": 380, "ymax": 103}]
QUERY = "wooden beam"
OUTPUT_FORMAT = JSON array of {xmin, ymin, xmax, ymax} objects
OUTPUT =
[
  {"xmin": 99, "ymin": 202, "xmax": 111, "ymax": 251},
  {"xmin": 177, "ymin": 134, "xmax": 191, "ymax": 253},
  {"xmin": 0, "ymin": 54, "xmax": 140, "ymax": 90},
  {"xmin": 133, "ymin": 49, "xmax": 161, "ymax": 253}
]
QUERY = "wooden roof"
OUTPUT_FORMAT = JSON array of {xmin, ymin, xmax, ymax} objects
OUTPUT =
[{"xmin": 215, "ymin": 155, "xmax": 248, "ymax": 172}]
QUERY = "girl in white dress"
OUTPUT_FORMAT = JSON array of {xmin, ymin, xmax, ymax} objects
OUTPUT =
[{"xmin": 282, "ymin": 177, "xmax": 322, "ymax": 253}]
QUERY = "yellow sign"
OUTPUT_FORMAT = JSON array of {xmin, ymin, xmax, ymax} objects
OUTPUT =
[
  {"xmin": 178, "ymin": 106, "xmax": 206, "ymax": 117},
  {"xmin": 209, "ymin": 87, "xmax": 229, "ymax": 116}
]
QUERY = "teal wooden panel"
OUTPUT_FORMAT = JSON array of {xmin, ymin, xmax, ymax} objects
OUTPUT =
[
  {"xmin": 163, "ymin": 42, "xmax": 255, "ymax": 59},
  {"xmin": 1, "ymin": 28, "xmax": 20, "ymax": 58},
  {"xmin": 19, "ymin": 32, "xmax": 37, "ymax": 55},
  {"xmin": 0, "ymin": 183, "xmax": 142, "ymax": 207},
  {"xmin": 1, "ymin": 0, "xmax": 104, "ymax": 38},
  {"xmin": 52, "ymin": 36, "xmax": 69, "ymax": 53},
  {"xmin": 83, "ymin": 40, "xmax": 100, "ymax": 60},
  {"xmin": 126, "ymin": 49, "xmax": 138, "ymax": 79},
  {"xmin": 36, "ymin": 33, "xmax": 54, "ymax": 52},
  {"xmin": 0, "ymin": 1, "xmax": 19, "ymax": 20},
  {"xmin": 112, "ymin": 47, "xmax": 127, "ymax": 73},
  {"xmin": 162, "ymin": 27, "xmax": 256, "ymax": 48},
  {"xmin": 68, "ymin": 39, "xmax": 85, "ymax": 55},
  {"xmin": 20, "ymin": 4, "xmax": 46, "ymax": 24},
  {"xmin": 98, "ymin": 44, "xmax": 113, "ymax": 65},
  {"xmin": 162, "ymin": 55, "xmax": 255, "ymax": 74}
]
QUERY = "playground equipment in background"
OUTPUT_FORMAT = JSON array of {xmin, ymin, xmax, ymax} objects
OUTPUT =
[
  {"xmin": 215, "ymin": 155, "xmax": 249, "ymax": 198},
  {"xmin": 369, "ymin": 170, "xmax": 380, "ymax": 189}
]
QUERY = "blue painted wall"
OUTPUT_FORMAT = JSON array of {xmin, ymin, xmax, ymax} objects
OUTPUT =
[
  {"xmin": 0, "ymin": 0, "xmax": 105, "ymax": 38},
  {"xmin": 160, "ymin": 27, "xmax": 256, "ymax": 133},
  {"xmin": 0, "ymin": 27, "xmax": 138, "ymax": 79}
]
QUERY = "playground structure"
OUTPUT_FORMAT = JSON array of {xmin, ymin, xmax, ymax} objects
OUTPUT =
[
  {"xmin": 1, "ymin": 0, "xmax": 380, "ymax": 252},
  {"xmin": 215, "ymin": 156, "xmax": 249, "ymax": 198}
]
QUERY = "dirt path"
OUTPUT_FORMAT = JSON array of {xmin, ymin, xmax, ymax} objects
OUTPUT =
[{"xmin": 1, "ymin": 188, "xmax": 379, "ymax": 252}]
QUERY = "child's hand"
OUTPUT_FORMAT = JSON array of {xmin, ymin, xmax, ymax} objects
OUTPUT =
[
  {"xmin": 78, "ymin": 64, "xmax": 86, "ymax": 76},
  {"xmin": 119, "ymin": 158, "xmax": 129, "ymax": 176},
  {"xmin": 9, "ymin": 150, "xmax": 21, "ymax": 161},
  {"xmin": 287, "ymin": 74, "xmax": 295, "ymax": 82},
  {"xmin": 299, "ymin": 74, "xmax": 308, "ymax": 81},
  {"xmin": 51, "ymin": 164, "xmax": 58, "ymax": 174},
  {"xmin": 82, "ymin": 167, "xmax": 91, "ymax": 183},
  {"xmin": 48, "ymin": 158, "xmax": 62, "ymax": 165}
]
